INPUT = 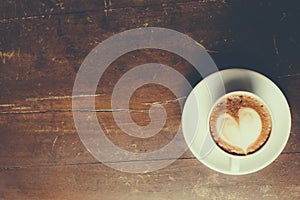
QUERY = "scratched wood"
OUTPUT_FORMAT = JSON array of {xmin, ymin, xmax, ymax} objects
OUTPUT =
[
  {"xmin": 0, "ymin": 0, "xmax": 300, "ymax": 199},
  {"xmin": 1, "ymin": 155, "xmax": 299, "ymax": 200}
]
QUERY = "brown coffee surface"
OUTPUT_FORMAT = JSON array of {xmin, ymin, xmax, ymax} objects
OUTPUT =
[{"xmin": 209, "ymin": 94, "xmax": 272, "ymax": 155}]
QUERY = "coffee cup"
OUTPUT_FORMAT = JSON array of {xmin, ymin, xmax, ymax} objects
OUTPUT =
[
  {"xmin": 209, "ymin": 91, "xmax": 273, "ymax": 173},
  {"xmin": 182, "ymin": 68, "xmax": 291, "ymax": 175}
]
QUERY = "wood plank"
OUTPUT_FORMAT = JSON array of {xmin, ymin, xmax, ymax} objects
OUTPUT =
[
  {"xmin": 0, "ymin": 0, "xmax": 104, "ymax": 20},
  {"xmin": 0, "ymin": 111, "xmax": 192, "ymax": 167},
  {"xmin": 0, "ymin": 111, "xmax": 297, "ymax": 168},
  {"xmin": 0, "ymin": 154, "xmax": 299, "ymax": 200},
  {"xmin": 0, "ymin": 0, "xmax": 299, "ymax": 81}
]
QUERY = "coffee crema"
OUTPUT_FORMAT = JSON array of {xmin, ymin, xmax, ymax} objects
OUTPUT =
[{"xmin": 209, "ymin": 93, "xmax": 272, "ymax": 155}]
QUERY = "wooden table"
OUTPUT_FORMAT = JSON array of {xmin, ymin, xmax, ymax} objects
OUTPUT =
[{"xmin": 0, "ymin": 0, "xmax": 299, "ymax": 199}]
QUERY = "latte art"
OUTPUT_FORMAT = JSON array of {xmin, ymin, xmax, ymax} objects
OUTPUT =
[
  {"xmin": 209, "ymin": 93, "xmax": 272, "ymax": 155},
  {"xmin": 216, "ymin": 108, "xmax": 262, "ymax": 152}
]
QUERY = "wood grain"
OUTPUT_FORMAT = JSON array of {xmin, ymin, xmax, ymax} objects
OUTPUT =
[
  {"xmin": 1, "ymin": 0, "xmax": 300, "ymax": 199},
  {"xmin": 0, "ymin": 154, "xmax": 299, "ymax": 200}
]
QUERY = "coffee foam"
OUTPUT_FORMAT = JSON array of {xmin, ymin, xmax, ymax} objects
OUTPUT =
[
  {"xmin": 216, "ymin": 108, "xmax": 262, "ymax": 153},
  {"xmin": 209, "ymin": 93, "xmax": 272, "ymax": 155}
]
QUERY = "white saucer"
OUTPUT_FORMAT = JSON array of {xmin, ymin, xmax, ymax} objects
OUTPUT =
[{"xmin": 182, "ymin": 68, "xmax": 291, "ymax": 175}]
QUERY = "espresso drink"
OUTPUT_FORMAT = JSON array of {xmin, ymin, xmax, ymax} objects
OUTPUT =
[{"xmin": 209, "ymin": 92, "xmax": 272, "ymax": 155}]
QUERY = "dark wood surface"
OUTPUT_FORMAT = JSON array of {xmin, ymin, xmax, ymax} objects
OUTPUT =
[{"xmin": 0, "ymin": 0, "xmax": 299, "ymax": 199}]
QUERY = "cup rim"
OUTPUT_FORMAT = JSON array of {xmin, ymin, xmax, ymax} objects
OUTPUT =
[{"xmin": 207, "ymin": 90, "xmax": 273, "ymax": 159}]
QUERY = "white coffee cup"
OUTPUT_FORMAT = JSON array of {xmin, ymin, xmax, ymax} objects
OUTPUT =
[
  {"xmin": 208, "ymin": 90, "xmax": 273, "ymax": 173},
  {"xmin": 182, "ymin": 68, "xmax": 291, "ymax": 175}
]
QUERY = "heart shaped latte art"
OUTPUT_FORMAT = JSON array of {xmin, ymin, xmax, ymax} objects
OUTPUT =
[{"xmin": 216, "ymin": 108, "xmax": 262, "ymax": 153}]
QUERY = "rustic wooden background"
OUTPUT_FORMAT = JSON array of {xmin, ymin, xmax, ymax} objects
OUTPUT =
[{"xmin": 0, "ymin": 0, "xmax": 299, "ymax": 199}]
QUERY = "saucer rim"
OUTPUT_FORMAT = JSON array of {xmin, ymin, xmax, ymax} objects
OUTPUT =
[{"xmin": 182, "ymin": 68, "xmax": 292, "ymax": 175}]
